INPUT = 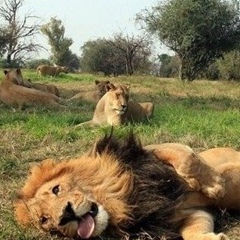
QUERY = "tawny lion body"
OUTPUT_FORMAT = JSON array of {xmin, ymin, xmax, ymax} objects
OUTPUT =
[
  {"xmin": 126, "ymin": 100, "xmax": 154, "ymax": 122},
  {"xmin": 76, "ymin": 84, "xmax": 154, "ymax": 127},
  {"xmin": 26, "ymin": 79, "xmax": 60, "ymax": 96},
  {"xmin": 76, "ymin": 84, "xmax": 130, "ymax": 126},
  {"xmin": 14, "ymin": 133, "xmax": 240, "ymax": 240},
  {"xmin": 0, "ymin": 69, "xmax": 64, "ymax": 108},
  {"xmin": 67, "ymin": 80, "xmax": 110, "ymax": 103},
  {"xmin": 37, "ymin": 65, "xmax": 68, "ymax": 77}
]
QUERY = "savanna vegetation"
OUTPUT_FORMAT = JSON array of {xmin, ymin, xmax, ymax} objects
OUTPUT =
[
  {"xmin": 1, "ymin": 0, "xmax": 240, "ymax": 239},
  {"xmin": 0, "ymin": 69, "xmax": 240, "ymax": 239}
]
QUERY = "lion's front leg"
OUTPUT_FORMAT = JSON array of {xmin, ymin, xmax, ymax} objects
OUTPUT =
[
  {"xmin": 180, "ymin": 210, "xmax": 229, "ymax": 240},
  {"xmin": 144, "ymin": 143, "xmax": 225, "ymax": 199}
]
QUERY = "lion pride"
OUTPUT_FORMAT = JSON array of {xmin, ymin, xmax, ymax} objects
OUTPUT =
[
  {"xmin": 37, "ymin": 64, "xmax": 68, "ymax": 77},
  {"xmin": 14, "ymin": 132, "xmax": 240, "ymax": 240},
  {"xmin": 0, "ymin": 69, "xmax": 64, "ymax": 108}
]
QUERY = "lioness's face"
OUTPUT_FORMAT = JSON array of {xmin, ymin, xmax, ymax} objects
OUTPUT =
[
  {"xmin": 4, "ymin": 68, "xmax": 24, "ymax": 85},
  {"xmin": 20, "ymin": 176, "xmax": 109, "ymax": 238},
  {"xmin": 108, "ymin": 85, "xmax": 129, "ymax": 115}
]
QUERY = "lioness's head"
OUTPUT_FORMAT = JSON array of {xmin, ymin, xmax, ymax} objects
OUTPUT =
[
  {"xmin": 104, "ymin": 84, "xmax": 130, "ymax": 115},
  {"xmin": 4, "ymin": 68, "xmax": 24, "ymax": 85},
  {"xmin": 95, "ymin": 80, "xmax": 110, "ymax": 98},
  {"xmin": 14, "ymin": 155, "xmax": 132, "ymax": 239}
]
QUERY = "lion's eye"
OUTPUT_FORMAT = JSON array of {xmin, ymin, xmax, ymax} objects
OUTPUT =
[
  {"xmin": 52, "ymin": 185, "xmax": 60, "ymax": 195},
  {"xmin": 40, "ymin": 216, "xmax": 48, "ymax": 225}
]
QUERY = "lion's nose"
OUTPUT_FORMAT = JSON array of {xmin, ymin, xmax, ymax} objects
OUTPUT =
[{"xmin": 58, "ymin": 202, "xmax": 77, "ymax": 226}]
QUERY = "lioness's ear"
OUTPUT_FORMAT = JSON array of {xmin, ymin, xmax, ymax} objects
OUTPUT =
[
  {"xmin": 16, "ymin": 68, "xmax": 22, "ymax": 75},
  {"xmin": 4, "ymin": 70, "xmax": 8, "ymax": 75},
  {"xmin": 95, "ymin": 80, "xmax": 100, "ymax": 85},
  {"xmin": 106, "ymin": 83, "xmax": 116, "ymax": 91}
]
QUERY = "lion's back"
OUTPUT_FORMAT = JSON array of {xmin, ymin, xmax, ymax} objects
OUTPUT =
[{"xmin": 37, "ymin": 65, "xmax": 57, "ymax": 76}]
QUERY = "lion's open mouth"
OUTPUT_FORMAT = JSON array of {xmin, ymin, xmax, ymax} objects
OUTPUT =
[
  {"xmin": 59, "ymin": 202, "xmax": 99, "ymax": 239},
  {"xmin": 77, "ymin": 202, "xmax": 98, "ymax": 239}
]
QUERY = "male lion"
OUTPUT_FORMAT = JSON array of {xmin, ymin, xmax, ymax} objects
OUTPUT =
[
  {"xmin": 0, "ymin": 69, "xmax": 64, "ymax": 108},
  {"xmin": 14, "ymin": 132, "xmax": 240, "ymax": 240},
  {"xmin": 37, "ymin": 65, "xmax": 68, "ymax": 77}
]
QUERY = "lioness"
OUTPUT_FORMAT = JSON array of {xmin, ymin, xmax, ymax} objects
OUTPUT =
[
  {"xmin": 26, "ymin": 79, "xmax": 60, "ymax": 96},
  {"xmin": 37, "ymin": 65, "xmax": 68, "ymax": 77},
  {"xmin": 67, "ymin": 80, "xmax": 110, "ymax": 103},
  {"xmin": 0, "ymin": 69, "xmax": 64, "ymax": 108},
  {"xmin": 126, "ymin": 100, "xmax": 154, "ymax": 122},
  {"xmin": 76, "ymin": 84, "xmax": 130, "ymax": 126},
  {"xmin": 14, "ymin": 132, "xmax": 240, "ymax": 240},
  {"xmin": 76, "ymin": 84, "xmax": 154, "ymax": 127}
]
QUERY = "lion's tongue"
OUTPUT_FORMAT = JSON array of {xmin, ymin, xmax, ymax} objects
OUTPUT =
[{"xmin": 77, "ymin": 214, "xmax": 95, "ymax": 239}]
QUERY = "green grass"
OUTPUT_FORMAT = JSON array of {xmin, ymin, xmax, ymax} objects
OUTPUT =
[{"xmin": 1, "ymin": 69, "xmax": 240, "ymax": 239}]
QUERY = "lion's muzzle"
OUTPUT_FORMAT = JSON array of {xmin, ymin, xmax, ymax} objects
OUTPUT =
[{"xmin": 59, "ymin": 202, "xmax": 99, "ymax": 239}]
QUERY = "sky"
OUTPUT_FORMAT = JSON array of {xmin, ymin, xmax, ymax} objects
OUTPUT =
[{"xmin": 19, "ymin": 0, "xmax": 169, "ymax": 59}]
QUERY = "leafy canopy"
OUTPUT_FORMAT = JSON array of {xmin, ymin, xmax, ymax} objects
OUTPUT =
[{"xmin": 137, "ymin": 0, "xmax": 240, "ymax": 80}]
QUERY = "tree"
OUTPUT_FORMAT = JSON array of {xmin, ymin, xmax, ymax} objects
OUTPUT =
[
  {"xmin": 0, "ymin": 26, "xmax": 9, "ymax": 57},
  {"xmin": 80, "ymin": 36, "xmax": 151, "ymax": 76},
  {"xmin": 0, "ymin": 0, "xmax": 42, "ymax": 66},
  {"xmin": 41, "ymin": 17, "xmax": 76, "ymax": 68},
  {"xmin": 110, "ymin": 33, "xmax": 152, "ymax": 75},
  {"xmin": 137, "ymin": 0, "xmax": 240, "ymax": 81},
  {"xmin": 80, "ymin": 39, "xmax": 125, "ymax": 76}
]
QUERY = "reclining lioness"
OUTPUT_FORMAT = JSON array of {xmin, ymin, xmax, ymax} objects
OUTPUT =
[
  {"xmin": 67, "ymin": 80, "xmax": 110, "ymax": 103},
  {"xmin": 0, "ymin": 69, "xmax": 64, "ymax": 108},
  {"xmin": 76, "ymin": 83, "xmax": 154, "ymax": 127}
]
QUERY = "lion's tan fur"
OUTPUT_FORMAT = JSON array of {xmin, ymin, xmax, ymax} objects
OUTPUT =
[
  {"xmin": 26, "ymin": 79, "xmax": 60, "ymax": 96},
  {"xmin": 67, "ymin": 80, "xmax": 110, "ymax": 103},
  {"xmin": 76, "ymin": 84, "xmax": 154, "ymax": 127},
  {"xmin": 76, "ymin": 84, "xmax": 130, "ymax": 126},
  {"xmin": 144, "ymin": 143, "xmax": 225, "ymax": 199},
  {"xmin": 126, "ymin": 100, "xmax": 154, "ymax": 122},
  {"xmin": 0, "ymin": 69, "xmax": 64, "ymax": 108},
  {"xmin": 37, "ymin": 65, "xmax": 68, "ymax": 77}
]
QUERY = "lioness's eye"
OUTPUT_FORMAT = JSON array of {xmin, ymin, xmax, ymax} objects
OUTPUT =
[{"xmin": 52, "ymin": 185, "xmax": 60, "ymax": 195}]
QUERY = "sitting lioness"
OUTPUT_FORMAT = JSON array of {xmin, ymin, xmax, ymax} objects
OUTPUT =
[
  {"xmin": 76, "ymin": 84, "xmax": 130, "ymax": 126},
  {"xmin": 0, "ymin": 69, "xmax": 64, "ymax": 108},
  {"xmin": 76, "ymin": 83, "xmax": 154, "ymax": 127}
]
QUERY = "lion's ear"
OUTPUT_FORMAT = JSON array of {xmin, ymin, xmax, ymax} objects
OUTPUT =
[
  {"xmin": 4, "ymin": 70, "xmax": 8, "ymax": 75},
  {"xmin": 95, "ymin": 80, "xmax": 100, "ymax": 85},
  {"xmin": 106, "ymin": 83, "xmax": 116, "ymax": 92}
]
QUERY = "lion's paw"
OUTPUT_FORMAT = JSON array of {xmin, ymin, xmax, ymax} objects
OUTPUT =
[
  {"xmin": 202, "ymin": 181, "xmax": 226, "ymax": 199},
  {"xmin": 199, "ymin": 232, "xmax": 229, "ymax": 240},
  {"xmin": 186, "ymin": 178, "xmax": 201, "ymax": 191}
]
